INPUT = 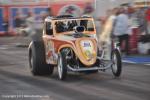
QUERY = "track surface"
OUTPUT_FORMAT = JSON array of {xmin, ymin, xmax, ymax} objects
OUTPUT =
[{"xmin": 0, "ymin": 37, "xmax": 150, "ymax": 100}]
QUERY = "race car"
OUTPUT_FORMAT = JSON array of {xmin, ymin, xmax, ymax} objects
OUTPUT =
[{"xmin": 28, "ymin": 15, "xmax": 122, "ymax": 80}]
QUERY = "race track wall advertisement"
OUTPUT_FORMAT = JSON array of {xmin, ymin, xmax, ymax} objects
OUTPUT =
[
  {"xmin": 9, "ymin": 7, "xmax": 49, "ymax": 28},
  {"xmin": 0, "ymin": 8, "xmax": 4, "ymax": 34},
  {"xmin": 0, "ymin": 0, "xmax": 94, "ymax": 35}
]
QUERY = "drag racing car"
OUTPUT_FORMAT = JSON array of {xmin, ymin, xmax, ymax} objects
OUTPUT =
[{"xmin": 28, "ymin": 15, "xmax": 122, "ymax": 80}]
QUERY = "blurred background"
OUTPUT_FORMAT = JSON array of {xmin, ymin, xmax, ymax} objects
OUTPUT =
[
  {"xmin": 0, "ymin": 1, "xmax": 150, "ymax": 99},
  {"xmin": 0, "ymin": 0, "xmax": 150, "ymax": 59}
]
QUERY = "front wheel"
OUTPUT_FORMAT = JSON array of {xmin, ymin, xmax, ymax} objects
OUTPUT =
[
  {"xmin": 57, "ymin": 51, "xmax": 67, "ymax": 80},
  {"xmin": 111, "ymin": 49, "xmax": 122, "ymax": 77}
]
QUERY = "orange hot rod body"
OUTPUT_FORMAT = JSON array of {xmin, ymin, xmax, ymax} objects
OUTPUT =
[
  {"xmin": 28, "ymin": 15, "xmax": 122, "ymax": 80},
  {"xmin": 42, "ymin": 17, "xmax": 97, "ymax": 66}
]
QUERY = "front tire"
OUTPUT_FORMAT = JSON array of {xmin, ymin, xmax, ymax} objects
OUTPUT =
[
  {"xmin": 111, "ymin": 49, "xmax": 122, "ymax": 77},
  {"xmin": 57, "ymin": 51, "xmax": 67, "ymax": 80},
  {"xmin": 29, "ymin": 41, "xmax": 54, "ymax": 75}
]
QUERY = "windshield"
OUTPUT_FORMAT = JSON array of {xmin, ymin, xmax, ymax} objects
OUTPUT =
[{"xmin": 54, "ymin": 19, "xmax": 95, "ymax": 33}]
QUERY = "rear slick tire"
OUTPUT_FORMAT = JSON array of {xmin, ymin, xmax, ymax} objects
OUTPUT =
[{"xmin": 29, "ymin": 41, "xmax": 54, "ymax": 76}]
